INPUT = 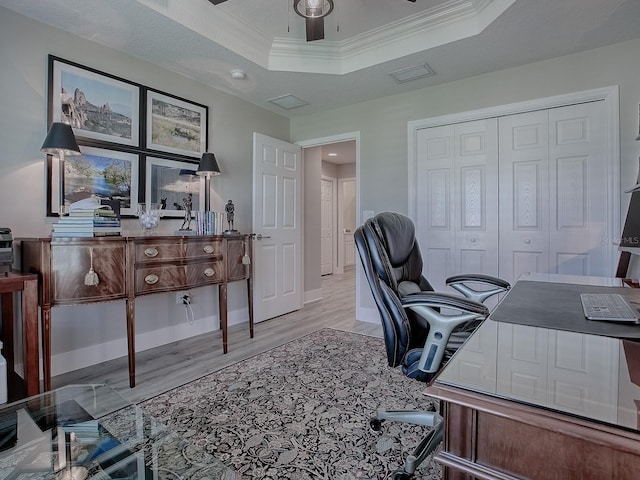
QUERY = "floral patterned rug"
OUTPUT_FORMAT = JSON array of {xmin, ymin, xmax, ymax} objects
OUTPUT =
[{"xmin": 140, "ymin": 329, "xmax": 443, "ymax": 479}]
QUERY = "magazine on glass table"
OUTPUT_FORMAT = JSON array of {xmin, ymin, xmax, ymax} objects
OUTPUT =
[{"xmin": 580, "ymin": 293, "xmax": 640, "ymax": 323}]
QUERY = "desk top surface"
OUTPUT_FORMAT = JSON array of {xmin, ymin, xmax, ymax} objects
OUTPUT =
[
  {"xmin": 0, "ymin": 385, "xmax": 236, "ymax": 479},
  {"xmin": 433, "ymin": 273, "xmax": 640, "ymax": 433}
]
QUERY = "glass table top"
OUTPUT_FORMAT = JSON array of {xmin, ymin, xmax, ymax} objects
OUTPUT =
[
  {"xmin": 0, "ymin": 384, "xmax": 237, "ymax": 479},
  {"xmin": 434, "ymin": 274, "xmax": 640, "ymax": 433}
]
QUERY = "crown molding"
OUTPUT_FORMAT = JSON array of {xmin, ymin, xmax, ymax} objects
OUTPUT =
[
  {"xmin": 134, "ymin": 0, "xmax": 273, "ymax": 67},
  {"xmin": 269, "ymin": 0, "xmax": 515, "ymax": 74},
  {"xmin": 135, "ymin": 0, "xmax": 514, "ymax": 75}
]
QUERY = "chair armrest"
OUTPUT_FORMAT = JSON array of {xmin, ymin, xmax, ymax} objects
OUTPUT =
[
  {"xmin": 401, "ymin": 291, "xmax": 489, "ymax": 316},
  {"xmin": 445, "ymin": 274, "xmax": 511, "ymax": 304},
  {"xmin": 401, "ymin": 292, "xmax": 489, "ymax": 374}
]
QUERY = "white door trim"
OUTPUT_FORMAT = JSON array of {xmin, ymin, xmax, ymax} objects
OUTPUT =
[
  {"xmin": 408, "ymin": 86, "xmax": 620, "ymax": 275},
  {"xmin": 295, "ymin": 132, "xmax": 367, "ymax": 319}
]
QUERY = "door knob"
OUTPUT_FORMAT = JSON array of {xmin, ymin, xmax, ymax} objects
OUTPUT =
[{"xmin": 256, "ymin": 234, "xmax": 271, "ymax": 240}]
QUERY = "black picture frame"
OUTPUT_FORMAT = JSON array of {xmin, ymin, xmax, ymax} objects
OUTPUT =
[
  {"xmin": 47, "ymin": 146, "xmax": 140, "ymax": 217},
  {"xmin": 48, "ymin": 55, "xmax": 142, "ymax": 148},
  {"xmin": 145, "ymin": 89, "xmax": 208, "ymax": 158}
]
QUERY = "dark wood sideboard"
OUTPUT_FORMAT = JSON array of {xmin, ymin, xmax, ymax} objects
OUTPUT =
[{"xmin": 20, "ymin": 234, "xmax": 253, "ymax": 391}]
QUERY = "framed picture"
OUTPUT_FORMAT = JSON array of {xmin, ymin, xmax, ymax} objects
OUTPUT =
[
  {"xmin": 48, "ymin": 146, "xmax": 139, "ymax": 216},
  {"xmin": 146, "ymin": 89, "xmax": 208, "ymax": 158},
  {"xmin": 145, "ymin": 156, "xmax": 204, "ymax": 218},
  {"xmin": 49, "ymin": 55, "xmax": 141, "ymax": 147}
]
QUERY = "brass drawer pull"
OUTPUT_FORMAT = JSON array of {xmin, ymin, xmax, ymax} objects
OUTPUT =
[
  {"xmin": 144, "ymin": 247, "xmax": 159, "ymax": 258},
  {"xmin": 204, "ymin": 268, "xmax": 215, "ymax": 277},
  {"xmin": 144, "ymin": 274, "xmax": 159, "ymax": 285},
  {"xmin": 203, "ymin": 245, "xmax": 214, "ymax": 254}
]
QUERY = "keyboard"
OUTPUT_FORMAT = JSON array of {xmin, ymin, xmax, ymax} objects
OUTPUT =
[{"xmin": 580, "ymin": 293, "xmax": 639, "ymax": 323}]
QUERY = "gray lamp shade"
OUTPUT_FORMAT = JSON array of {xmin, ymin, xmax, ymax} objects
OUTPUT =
[
  {"xmin": 40, "ymin": 122, "xmax": 81, "ymax": 155},
  {"xmin": 197, "ymin": 153, "xmax": 221, "ymax": 176}
]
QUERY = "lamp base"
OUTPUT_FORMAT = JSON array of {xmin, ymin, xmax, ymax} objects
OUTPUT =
[{"xmin": 223, "ymin": 229, "xmax": 239, "ymax": 235}]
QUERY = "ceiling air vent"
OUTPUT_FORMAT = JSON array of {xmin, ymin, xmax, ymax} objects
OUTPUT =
[
  {"xmin": 267, "ymin": 94, "xmax": 309, "ymax": 110},
  {"xmin": 389, "ymin": 63, "xmax": 436, "ymax": 84}
]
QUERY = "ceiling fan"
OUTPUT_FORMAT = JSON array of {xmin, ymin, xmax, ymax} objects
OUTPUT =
[{"xmin": 208, "ymin": 0, "xmax": 417, "ymax": 42}]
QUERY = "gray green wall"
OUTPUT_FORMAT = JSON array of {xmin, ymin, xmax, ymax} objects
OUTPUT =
[
  {"xmin": 0, "ymin": 7, "xmax": 289, "ymax": 374},
  {"xmin": 291, "ymin": 37, "xmax": 640, "ymax": 227}
]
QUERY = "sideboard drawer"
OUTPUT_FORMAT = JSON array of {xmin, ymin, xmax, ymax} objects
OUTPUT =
[
  {"xmin": 135, "ymin": 260, "xmax": 223, "ymax": 294},
  {"xmin": 134, "ymin": 241, "xmax": 182, "ymax": 263},
  {"xmin": 185, "ymin": 239, "xmax": 223, "ymax": 259},
  {"xmin": 135, "ymin": 238, "xmax": 223, "ymax": 263},
  {"xmin": 51, "ymin": 243, "xmax": 127, "ymax": 304}
]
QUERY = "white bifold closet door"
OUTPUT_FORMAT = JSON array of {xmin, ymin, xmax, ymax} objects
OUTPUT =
[
  {"xmin": 415, "ymin": 100, "xmax": 608, "ymax": 288},
  {"xmin": 415, "ymin": 118, "xmax": 500, "ymax": 293},
  {"xmin": 498, "ymin": 101, "xmax": 608, "ymax": 283}
]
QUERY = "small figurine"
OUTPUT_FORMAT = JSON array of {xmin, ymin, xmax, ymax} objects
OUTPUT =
[
  {"xmin": 225, "ymin": 199, "xmax": 238, "ymax": 234},
  {"xmin": 180, "ymin": 193, "xmax": 193, "ymax": 231}
]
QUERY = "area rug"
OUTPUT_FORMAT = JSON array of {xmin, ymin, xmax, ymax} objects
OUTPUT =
[{"xmin": 140, "ymin": 329, "xmax": 443, "ymax": 480}]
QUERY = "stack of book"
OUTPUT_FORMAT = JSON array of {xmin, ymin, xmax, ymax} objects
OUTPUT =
[
  {"xmin": 92, "ymin": 205, "xmax": 121, "ymax": 236},
  {"xmin": 51, "ymin": 200, "xmax": 122, "ymax": 238},
  {"xmin": 195, "ymin": 211, "xmax": 224, "ymax": 235}
]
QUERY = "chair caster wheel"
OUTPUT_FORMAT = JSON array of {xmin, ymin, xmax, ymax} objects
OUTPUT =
[
  {"xmin": 392, "ymin": 468, "xmax": 414, "ymax": 480},
  {"xmin": 369, "ymin": 417, "xmax": 384, "ymax": 431}
]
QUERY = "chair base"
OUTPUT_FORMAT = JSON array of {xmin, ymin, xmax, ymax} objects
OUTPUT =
[{"xmin": 371, "ymin": 409, "xmax": 443, "ymax": 477}]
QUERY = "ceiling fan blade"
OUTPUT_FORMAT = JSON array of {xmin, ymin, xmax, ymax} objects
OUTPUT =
[
  {"xmin": 306, "ymin": 17, "xmax": 325, "ymax": 41},
  {"xmin": 208, "ymin": 0, "xmax": 228, "ymax": 4}
]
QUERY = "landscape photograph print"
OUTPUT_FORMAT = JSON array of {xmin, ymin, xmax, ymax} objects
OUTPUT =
[
  {"xmin": 50, "ymin": 56, "xmax": 140, "ymax": 147},
  {"xmin": 49, "ymin": 146, "xmax": 139, "ymax": 216},
  {"xmin": 146, "ymin": 90, "xmax": 207, "ymax": 158}
]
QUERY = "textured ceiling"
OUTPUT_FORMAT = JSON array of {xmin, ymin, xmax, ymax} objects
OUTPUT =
[{"xmin": 1, "ymin": 0, "xmax": 640, "ymax": 118}]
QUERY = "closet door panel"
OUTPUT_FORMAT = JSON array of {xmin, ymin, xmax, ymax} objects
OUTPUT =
[
  {"xmin": 498, "ymin": 110, "xmax": 550, "ymax": 285},
  {"xmin": 549, "ymin": 101, "xmax": 608, "ymax": 276},
  {"xmin": 454, "ymin": 119, "xmax": 499, "ymax": 278},
  {"xmin": 416, "ymin": 125, "xmax": 456, "ymax": 291}
]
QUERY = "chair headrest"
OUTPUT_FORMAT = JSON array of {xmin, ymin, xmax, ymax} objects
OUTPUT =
[{"xmin": 371, "ymin": 212, "xmax": 416, "ymax": 267}]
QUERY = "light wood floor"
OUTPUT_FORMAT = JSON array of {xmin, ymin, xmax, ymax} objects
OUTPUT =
[{"xmin": 52, "ymin": 266, "xmax": 383, "ymax": 404}]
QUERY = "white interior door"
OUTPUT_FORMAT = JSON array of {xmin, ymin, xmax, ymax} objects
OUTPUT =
[
  {"xmin": 498, "ymin": 101, "xmax": 608, "ymax": 283},
  {"xmin": 498, "ymin": 109, "xmax": 551, "ymax": 283},
  {"xmin": 548, "ymin": 101, "xmax": 608, "ymax": 276},
  {"xmin": 320, "ymin": 177, "xmax": 334, "ymax": 275},
  {"xmin": 252, "ymin": 133, "xmax": 303, "ymax": 322},
  {"xmin": 415, "ymin": 119, "xmax": 499, "ymax": 292}
]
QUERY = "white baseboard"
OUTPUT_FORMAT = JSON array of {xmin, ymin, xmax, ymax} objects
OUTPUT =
[
  {"xmin": 49, "ymin": 308, "xmax": 250, "ymax": 378},
  {"xmin": 356, "ymin": 306, "xmax": 380, "ymax": 324},
  {"xmin": 304, "ymin": 288, "xmax": 323, "ymax": 305}
]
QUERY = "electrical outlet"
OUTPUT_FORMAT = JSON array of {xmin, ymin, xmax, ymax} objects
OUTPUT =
[{"xmin": 175, "ymin": 291, "xmax": 192, "ymax": 305}]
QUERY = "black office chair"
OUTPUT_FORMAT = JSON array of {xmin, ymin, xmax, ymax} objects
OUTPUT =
[{"xmin": 355, "ymin": 212, "xmax": 510, "ymax": 479}]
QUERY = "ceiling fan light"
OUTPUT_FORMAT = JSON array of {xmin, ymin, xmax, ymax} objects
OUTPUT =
[{"xmin": 293, "ymin": 0, "xmax": 334, "ymax": 19}]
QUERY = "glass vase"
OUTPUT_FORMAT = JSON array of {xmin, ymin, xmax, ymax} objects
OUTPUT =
[{"xmin": 137, "ymin": 203, "xmax": 162, "ymax": 234}]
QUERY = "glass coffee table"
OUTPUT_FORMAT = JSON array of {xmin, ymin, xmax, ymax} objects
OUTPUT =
[{"xmin": 0, "ymin": 384, "xmax": 237, "ymax": 479}]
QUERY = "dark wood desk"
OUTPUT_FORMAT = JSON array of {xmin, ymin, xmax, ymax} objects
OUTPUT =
[
  {"xmin": 0, "ymin": 271, "xmax": 39, "ymax": 398},
  {"xmin": 21, "ymin": 234, "xmax": 253, "ymax": 391},
  {"xmin": 426, "ymin": 274, "xmax": 640, "ymax": 480}
]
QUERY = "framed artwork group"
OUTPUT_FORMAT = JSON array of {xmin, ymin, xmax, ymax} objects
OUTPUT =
[{"xmin": 46, "ymin": 55, "xmax": 209, "ymax": 217}]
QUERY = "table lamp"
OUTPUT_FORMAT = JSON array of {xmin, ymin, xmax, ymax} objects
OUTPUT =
[
  {"xmin": 196, "ymin": 152, "xmax": 221, "ymax": 211},
  {"xmin": 41, "ymin": 122, "xmax": 81, "ymax": 216}
]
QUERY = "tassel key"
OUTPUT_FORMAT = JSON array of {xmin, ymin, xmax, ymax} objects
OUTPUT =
[{"xmin": 84, "ymin": 247, "xmax": 100, "ymax": 286}]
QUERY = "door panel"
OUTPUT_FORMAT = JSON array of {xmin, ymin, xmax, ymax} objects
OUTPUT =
[
  {"xmin": 549, "ymin": 101, "xmax": 608, "ymax": 277},
  {"xmin": 252, "ymin": 133, "xmax": 303, "ymax": 322},
  {"xmin": 416, "ymin": 119, "xmax": 499, "ymax": 291},
  {"xmin": 321, "ymin": 178, "xmax": 334, "ymax": 275},
  {"xmin": 499, "ymin": 110, "xmax": 550, "ymax": 284}
]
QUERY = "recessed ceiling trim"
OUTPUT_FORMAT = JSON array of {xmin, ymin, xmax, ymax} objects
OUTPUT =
[
  {"xmin": 135, "ymin": 0, "xmax": 272, "ymax": 67},
  {"xmin": 137, "ymin": 0, "xmax": 514, "ymax": 76},
  {"xmin": 270, "ymin": 0, "xmax": 515, "ymax": 74}
]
